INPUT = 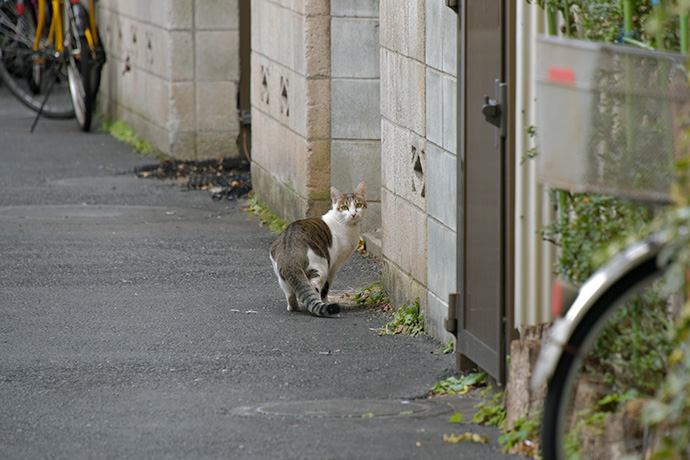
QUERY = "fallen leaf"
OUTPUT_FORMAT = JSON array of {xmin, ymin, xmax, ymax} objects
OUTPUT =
[
  {"xmin": 443, "ymin": 432, "xmax": 489, "ymax": 444},
  {"xmin": 449, "ymin": 412, "xmax": 463, "ymax": 423},
  {"xmin": 362, "ymin": 412, "xmax": 374, "ymax": 418}
]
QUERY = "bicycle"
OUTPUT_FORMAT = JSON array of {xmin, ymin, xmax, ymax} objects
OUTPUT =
[
  {"xmin": 531, "ymin": 36, "xmax": 690, "ymax": 460},
  {"xmin": 0, "ymin": 0, "xmax": 105, "ymax": 131}
]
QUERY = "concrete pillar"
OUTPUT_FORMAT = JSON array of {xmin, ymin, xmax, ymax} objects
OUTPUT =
[{"xmin": 250, "ymin": 0, "xmax": 332, "ymax": 222}]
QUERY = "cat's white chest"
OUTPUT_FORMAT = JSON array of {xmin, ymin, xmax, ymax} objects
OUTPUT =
[
  {"xmin": 330, "ymin": 227, "xmax": 359, "ymax": 269},
  {"xmin": 322, "ymin": 213, "xmax": 360, "ymax": 274}
]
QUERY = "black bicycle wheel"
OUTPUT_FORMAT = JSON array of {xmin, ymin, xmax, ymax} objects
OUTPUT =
[
  {"xmin": 0, "ymin": 0, "xmax": 75, "ymax": 118},
  {"xmin": 66, "ymin": 5, "xmax": 93, "ymax": 131},
  {"xmin": 541, "ymin": 255, "xmax": 673, "ymax": 460}
]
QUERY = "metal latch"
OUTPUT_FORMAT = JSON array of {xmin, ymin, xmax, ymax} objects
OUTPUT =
[
  {"xmin": 482, "ymin": 96, "xmax": 501, "ymax": 128},
  {"xmin": 482, "ymin": 79, "xmax": 508, "ymax": 145}
]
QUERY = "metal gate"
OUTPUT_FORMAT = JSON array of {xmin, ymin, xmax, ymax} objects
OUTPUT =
[{"xmin": 447, "ymin": 0, "xmax": 515, "ymax": 384}]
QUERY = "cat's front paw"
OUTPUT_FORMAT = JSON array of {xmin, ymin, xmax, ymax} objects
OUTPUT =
[{"xmin": 326, "ymin": 303, "xmax": 340, "ymax": 316}]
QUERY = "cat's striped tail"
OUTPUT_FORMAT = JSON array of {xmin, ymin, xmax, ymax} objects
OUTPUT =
[{"xmin": 284, "ymin": 269, "xmax": 340, "ymax": 317}]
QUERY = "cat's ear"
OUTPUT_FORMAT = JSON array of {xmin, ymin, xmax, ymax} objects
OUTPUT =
[
  {"xmin": 354, "ymin": 182, "xmax": 365, "ymax": 198},
  {"xmin": 330, "ymin": 187, "xmax": 343, "ymax": 204}
]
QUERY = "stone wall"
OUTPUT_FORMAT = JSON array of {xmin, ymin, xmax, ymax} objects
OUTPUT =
[
  {"xmin": 380, "ymin": 0, "xmax": 457, "ymax": 344},
  {"xmin": 98, "ymin": 0, "xmax": 241, "ymax": 161}
]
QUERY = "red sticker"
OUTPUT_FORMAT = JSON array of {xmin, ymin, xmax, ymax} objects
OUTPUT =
[{"xmin": 548, "ymin": 67, "xmax": 576, "ymax": 85}]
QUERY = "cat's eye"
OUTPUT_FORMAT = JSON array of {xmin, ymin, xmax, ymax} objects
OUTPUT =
[
  {"xmin": 355, "ymin": 203, "xmax": 363, "ymax": 209},
  {"xmin": 340, "ymin": 205, "xmax": 349, "ymax": 211}
]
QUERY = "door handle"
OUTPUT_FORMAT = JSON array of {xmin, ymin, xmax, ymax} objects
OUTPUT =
[
  {"xmin": 482, "ymin": 80, "xmax": 507, "ymax": 145},
  {"xmin": 482, "ymin": 96, "xmax": 501, "ymax": 128}
]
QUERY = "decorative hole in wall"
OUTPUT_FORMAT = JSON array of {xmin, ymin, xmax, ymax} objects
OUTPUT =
[
  {"xmin": 260, "ymin": 65, "xmax": 269, "ymax": 105},
  {"xmin": 411, "ymin": 146, "xmax": 426, "ymax": 198},
  {"xmin": 280, "ymin": 76, "xmax": 289, "ymax": 117},
  {"xmin": 145, "ymin": 32, "xmax": 153, "ymax": 65}
]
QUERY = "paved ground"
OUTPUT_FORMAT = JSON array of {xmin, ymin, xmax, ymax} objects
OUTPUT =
[{"xmin": 0, "ymin": 87, "xmax": 524, "ymax": 459}]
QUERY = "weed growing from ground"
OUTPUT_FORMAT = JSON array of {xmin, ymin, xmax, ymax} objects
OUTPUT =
[
  {"xmin": 102, "ymin": 120, "xmax": 162, "ymax": 159},
  {"xmin": 353, "ymin": 281, "xmax": 390, "ymax": 311},
  {"xmin": 375, "ymin": 298, "xmax": 424, "ymax": 336},
  {"xmin": 498, "ymin": 412, "xmax": 541, "ymax": 458},
  {"xmin": 471, "ymin": 387, "xmax": 506, "ymax": 427},
  {"xmin": 438, "ymin": 337, "xmax": 454, "ymax": 355},
  {"xmin": 430, "ymin": 372, "xmax": 487, "ymax": 396},
  {"xmin": 243, "ymin": 196, "xmax": 288, "ymax": 235}
]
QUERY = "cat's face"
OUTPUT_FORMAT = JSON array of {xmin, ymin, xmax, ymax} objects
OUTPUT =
[{"xmin": 331, "ymin": 182, "xmax": 367, "ymax": 225}]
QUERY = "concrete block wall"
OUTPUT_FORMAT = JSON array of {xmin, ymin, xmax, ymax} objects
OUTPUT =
[
  {"xmin": 424, "ymin": 1, "xmax": 457, "ymax": 343},
  {"xmin": 380, "ymin": 0, "xmax": 428, "ymax": 317},
  {"xmin": 251, "ymin": 0, "xmax": 382, "ymax": 233},
  {"xmin": 330, "ymin": 0, "xmax": 381, "ymax": 235},
  {"xmin": 98, "ymin": 0, "xmax": 241, "ymax": 161},
  {"xmin": 250, "ymin": 0, "xmax": 332, "ymax": 222},
  {"xmin": 380, "ymin": 0, "xmax": 457, "ymax": 344}
]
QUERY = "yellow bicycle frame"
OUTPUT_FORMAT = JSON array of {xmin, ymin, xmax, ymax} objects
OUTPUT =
[{"xmin": 32, "ymin": 0, "xmax": 98, "ymax": 55}]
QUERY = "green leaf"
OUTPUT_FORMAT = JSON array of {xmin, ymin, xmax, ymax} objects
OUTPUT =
[
  {"xmin": 461, "ymin": 372, "xmax": 487, "ymax": 387},
  {"xmin": 362, "ymin": 412, "xmax": 374, "ymax": 418},
  {"xmin": 449, "ymin": 412, "xmax": 463, "ymax": 423}
]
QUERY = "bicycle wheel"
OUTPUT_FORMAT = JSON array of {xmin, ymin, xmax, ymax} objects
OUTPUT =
[
  {"xmin": 541, "ymin": 246, "xmax": 675, "ymax": 459},
  {"xmin": 0, "ymin": 0, "xmax": 75, "ymax": 118},
  {"xmin": 66, "ymin": 4, "xmax": 93, "ymax": 131}
]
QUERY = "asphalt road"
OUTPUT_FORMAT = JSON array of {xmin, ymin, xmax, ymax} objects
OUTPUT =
[{"xmin": 0, "ymin": 87, "xmax": 524, "ymax": 459}]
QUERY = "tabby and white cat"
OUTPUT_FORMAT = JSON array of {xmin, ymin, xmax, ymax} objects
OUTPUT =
[{"xmin": 270, "ymin": 182, "xmax": 367, "ymax": 317}]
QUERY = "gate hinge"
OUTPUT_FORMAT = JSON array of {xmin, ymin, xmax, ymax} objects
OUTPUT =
[{"xmin": 446, "ymin": 293, "xmax": 459, "ymax": 334}]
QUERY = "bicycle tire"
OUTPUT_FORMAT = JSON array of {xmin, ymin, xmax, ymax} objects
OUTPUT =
[
  {"xmin": 66, "ymin": 4, "xmax": 93, "ymax": 131},
  {"xmin": 541, "ymin": 254, "xmax": 670, "ymax": 460},
  {"xmin": 0, "ymin": 0, "xmax": 75, "ymax": 118}
]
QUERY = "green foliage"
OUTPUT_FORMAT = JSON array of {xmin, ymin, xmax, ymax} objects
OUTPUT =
[
  {"xmin": 449, "ymin": 412, "xmax": 463, "ymax": 423},
  {"xmin": 639, "ymin": 206, "xmax": 690, "ymax": 459},
  {"xmin": 102, "ymin": 120, "xmax": 160, "ymax": 158},
  {"xmin": 542, "ymin": 192, "xmax": 651, "ymax": 284},
  {"xmin": 353, "ymin": 281, "xmax": 390, "ymax": 311},
  {"xmin": 564, "ymin": 392, "xmax": 639, "ymax": 460},
  {"xmin": 472, "ymin": 387, "xmax": 507, "ymax": 428},
  {"xmin": 243, "ymin": 196, "xmax": 288, "ymax": 235},
  {"xmin": 587, "ymin": 292, "xmax": 673, "ymax": 395},
  {"xmin": 526, "ymin": 2, "xmax": 690, "ymax": 457},
  {"xmin": 377, "ymin": 298, "xmax": 424, "ymax": 337},
  {"xmin": 438, "ymin": 337, "xmax": 454, "ymax": 355},
  {"xmin": 430, "ymin": 372, "xmax": 487, "ymax": 396},
  {"xmin": 498, "ymin": 412, "xmax": 541, "ymax": 455},
  {"xmin": 527, "ymin": 1, "xmax": 676, "ymax": 48},
  {"xmin": 521, "ymin": 125, "xmax": 539, "ymax": 165}
]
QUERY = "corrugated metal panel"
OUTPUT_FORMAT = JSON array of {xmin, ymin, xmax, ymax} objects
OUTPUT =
[{"xmin": 514, "ymin": 4, "xmax": 555, "ymax": 330}]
